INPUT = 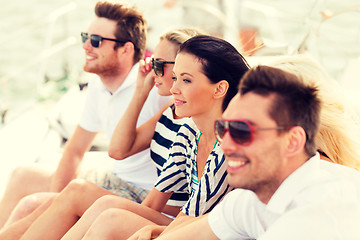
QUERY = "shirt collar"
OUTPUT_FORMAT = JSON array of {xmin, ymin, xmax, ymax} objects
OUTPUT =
[{"xmin": 265, "ymin": 153, "xmax": 322, "ymax": 214}]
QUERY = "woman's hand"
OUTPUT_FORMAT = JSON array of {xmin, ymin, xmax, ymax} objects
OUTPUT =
[
  {"xmin": 127, "ymin": 225, "xmax": 166, "ymax": 240},
  {"xmin": 137, "ymin": 57, "xmax": 156, "ymax": 95}
]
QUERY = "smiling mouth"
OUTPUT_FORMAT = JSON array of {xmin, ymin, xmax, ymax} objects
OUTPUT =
[
  {"xmin": 226, "ymin": 158, "xmax": 250, "ymax": 172},
  {"xmin": 86, "ymin": 55, "xmax": 96, "ymax": 61},
  {"xmin": 174, "ymin": 99, "xmax": 186, "ymax": 106},
  {"xmin": 228, "ymin": 160, "xmax": 247, "ymax": 168}
]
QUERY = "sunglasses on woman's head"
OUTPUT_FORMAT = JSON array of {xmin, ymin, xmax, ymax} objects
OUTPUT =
[
  {"xmin": 81, "ymin": 32, "xmax": 127, "ymax": 48},
  {"xmin": 151, "ymin": 58, "xmax": 175, "ymax": 77},
  {"xmin": 214, "ymin": 119, "xmax": 292, "ymax": 145}
]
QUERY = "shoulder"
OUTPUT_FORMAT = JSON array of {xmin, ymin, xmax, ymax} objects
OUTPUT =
[{"xmin": 177, "ymin": 120, "xmax": 198, "ymax": 138}]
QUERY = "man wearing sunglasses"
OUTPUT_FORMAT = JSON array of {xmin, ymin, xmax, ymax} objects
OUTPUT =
[
  {"xmin": 156, "ymin": 66, "xmax": 360, "ymax": 239},
  {"xmin": 0, "ymin": 1, "xmax": 170, "ymax": 231}
]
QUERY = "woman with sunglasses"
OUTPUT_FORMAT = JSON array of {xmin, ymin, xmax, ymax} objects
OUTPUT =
[
  {"xmin": 107, "ymin": 27, "xmax": 204, "ymax": 216},
  {"xmin": 6, "ymin": 28, "xmax": 202, "ymax": 240},
  {"xmin": 69, "ymin": 35, "xmax": 250, "ymax": 240}
]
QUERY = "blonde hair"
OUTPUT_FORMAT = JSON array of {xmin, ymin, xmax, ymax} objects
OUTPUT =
[
  {"xmin": 160, "ymin": 27, "xmax": 205, "ymax": 47},
  {"xmin": 268, "ymin": 54, "xmax": 360, "ymax": 170}
]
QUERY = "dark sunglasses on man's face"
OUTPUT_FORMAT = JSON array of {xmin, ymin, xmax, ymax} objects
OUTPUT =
[
  {"xmin": 151, "ymin": 58, "xmax": 175, "ymax": 77},
  {"xmin": 81, "ymin": 32, "xmax": 127, "ymax": 48},
  {"xmin": 214, "ymin": 119, "xmax": 292, "ymax": 145}
]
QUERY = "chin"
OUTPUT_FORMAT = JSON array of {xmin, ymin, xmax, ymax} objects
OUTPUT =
[
  {"xmin": 227, "ymin": 175, "xmax": 246, "ymax": 189},
  {"xmin": 174, "ymin": 108, "xmax": 189, "ymax": 118},
  {"xmin": 157, "ymin": 89, "xmax": 168, "ymax": 96}
]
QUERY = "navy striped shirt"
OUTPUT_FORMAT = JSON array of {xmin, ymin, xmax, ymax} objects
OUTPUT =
[
  {"xmin": 155, "ymin": 123, "xmax": 233, "ymax": 217},
  {"xmin": 150, "ymin": 105, "xmax": 192, "ymax": 206}
]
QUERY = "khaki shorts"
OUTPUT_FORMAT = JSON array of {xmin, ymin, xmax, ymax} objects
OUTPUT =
[{"xmin": 79, "ymin": 168, "xmax": 150, "ymax": 203}]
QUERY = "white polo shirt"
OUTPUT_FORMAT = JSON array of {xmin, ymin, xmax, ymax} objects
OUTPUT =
[
  {"xmin": 208, "ymin": 153, "xmax": 360, "ymax": 240},
  {"xmin": 79, "ymin": 63, "xmax": 170, "ymax": 190},
  {"xmin": 258, "ymin": 201, "xmax": 360, "ymax": 240}
]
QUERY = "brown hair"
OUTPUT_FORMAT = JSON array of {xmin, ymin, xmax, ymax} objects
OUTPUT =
[
  {"xmin": 239, "ymin": 65, "xmax": 321, "ymax": 157},
  {"xmin": 95, "ymin": 1, "xmax": 146, "ymax": 63},
  {"xmin": 270, "ymin": 54, "xmax": 360, "ymax": 170}
]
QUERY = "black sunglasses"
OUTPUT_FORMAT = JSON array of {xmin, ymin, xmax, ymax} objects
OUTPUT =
[
  {"xmin": 81, "ymin": 32, "xmax": 127, "ymax": 48},
  {"xmin": 151, "ymin": 58, "xmax": 175, "ymax": 77},
  {"xmin": 215, "ymin": 119, "xmax": 292, "ymax": 145}
]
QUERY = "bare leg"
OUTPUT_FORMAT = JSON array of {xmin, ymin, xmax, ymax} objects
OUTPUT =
[
  {"xmin": 0, "ymin": 166, "xmax": 52, "ymax": 228},
  {"xmin": 0, "ymin": 195, "xmax": 56, "ymax": 240},
  {"xmin": 82, "ymin": 208, "xmax": 158, "ymax": 240},
  {"xmin": 4, "ymin": 192, "xmax": 57, "ymax": 227},
  {"xmin": 19, "ymin": 179, "xmax": 117, "ymax": 240},
  {"xmin": 62, "ymin": 195, "xmax": 173, "ymax": 240}
]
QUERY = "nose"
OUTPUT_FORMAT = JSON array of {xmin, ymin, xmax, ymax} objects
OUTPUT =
[
  {"xmin": 82, "ymin": 38, "xmax": 92, "ymax": 51},
  {"xmin": 219, "ymin": 131, "xmax": 238, "ymax": 153},
  {"xmin": 170, "ymin": 79, "xmax": 180, "ymax": 95}
]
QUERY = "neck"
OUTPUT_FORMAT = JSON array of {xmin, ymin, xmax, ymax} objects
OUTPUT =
[
  {"xmin": 256, "ymin": 153, "xmax": 309, "ymax": 204},
  {"xmin": 255, "ymin": 182, "xmax": 282, "ymax": 204},
  {"xmin": 192, "ymin": 108, "xmax": 222, "ymax": 149},
  {"xmin": 99, "ymin": 63, "xmax": 134, "ymax": 94},
  {"xmin": 192, "ymin": 100, "xmax": 223, "ymax": 133}
]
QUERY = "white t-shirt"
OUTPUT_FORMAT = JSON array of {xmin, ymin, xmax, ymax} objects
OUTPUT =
[
  {"xmin": 208, "ymin": 153, "xmax": 360, "ymax": 240},
  {"xmin": 79, "ymin": 63, "xmax": 170, "ymax": 190}
]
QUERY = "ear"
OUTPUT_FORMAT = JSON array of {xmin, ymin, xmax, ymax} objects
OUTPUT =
[
  {"xmin": 118, "ymin": 42, "xmax": 135, "ymax": 57},
  {"xmin": 214, "ymin": 80, "xmax": 229, "ymax": 99},
  {"xmin": 284, "ymin": 126, "xmax": 307, "ymax": 157}
]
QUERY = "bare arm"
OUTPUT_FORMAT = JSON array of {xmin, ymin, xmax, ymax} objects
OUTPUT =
[
  {"xmin": 162, "ymin": 211, "xmax": 193, "ymax": 234},
  {"xmin": 108, "ymin": 58, "xmax": 172, "ymax": 160},
  {"xmin": 50, "ymin": 125, "xmax": 96, "ymax": 192},
  {"xmin": 141, "ymin": 187, "xmax": 173, "ymax": 213}
]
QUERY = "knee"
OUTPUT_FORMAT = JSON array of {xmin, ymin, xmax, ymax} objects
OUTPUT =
[
  {"xmin": 12, "ymin": 193, "xmax": 56, "ymax": 219},
  {"xmin": 99, "ymin": 208, "xmax": 128, "ymax": 220},
  {"xmin": 63, "ymin": 179, "xmax": 93, "ymax": 195},
  {"xmin": 10, "ymin": 166, "xmax": 36, "ymax": 183},
  {"xmin": 8, "ymin": 166, "xmax": 51, "ymax": 190},
  {"xmin": 92, "ymin": 195, "xmax": 131, "ymax": 211},
  {"xmin": 59, "ymin": 179, "xmax": 101, "ymax": 203},
  {"xmin": 85, "ymin": 209, "xmax": 129, "ymax": 239},
  {"xmin": 95, "ymin": 208, "xmax": 133, "ymax": 228},
  {"xmin": 14, "ymin": 194, "xmax": 42, "ymax": 216}
]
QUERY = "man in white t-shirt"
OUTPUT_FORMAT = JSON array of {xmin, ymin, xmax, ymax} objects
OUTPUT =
[
  {"xmin": 156, "ymin": 66, "xmax": 360, "ymax": 240},
  {"xmin": 0, "ymin": 1, "xmax": 169, "ymax": 231}
]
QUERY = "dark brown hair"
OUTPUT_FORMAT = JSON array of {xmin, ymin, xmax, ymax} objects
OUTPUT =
[
  {"xmin": 179, "ymin": 35, "xmax": 250, "ymax": 111},
  {"xmin": 239, "ymin": 65, "xmax": 321, "ymax": 156},
  {"xmin": 95, "ymin": 1, "xmax": 146, "ymax": 63}
]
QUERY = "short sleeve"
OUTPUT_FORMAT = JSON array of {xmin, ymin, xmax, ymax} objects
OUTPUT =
[
  {"xmin": 154, "ymin": 142, "xmax": 189, "ymax": 193},
  {"xmin": 208, "ymin": 189, "xmax": 256, "ymax": 240},
  {"xmin": 154, "ymin": 124, "xmax": 196, "ymax": 194}
]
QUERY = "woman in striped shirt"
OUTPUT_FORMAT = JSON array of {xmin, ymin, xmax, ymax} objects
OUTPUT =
[{"xmin": 76, "ymin": 35, "xmax": 250, "ymax": 240}]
